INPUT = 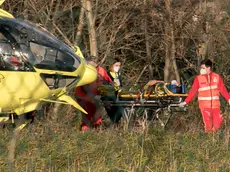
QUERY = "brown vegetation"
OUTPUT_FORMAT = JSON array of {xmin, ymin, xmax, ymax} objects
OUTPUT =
[
  {"xmin": 2, "ymin": 1, "xmax": 230, "ymax": 170},
  {"xmin": 3, "ymin": 0, "xmax": 230, "ymax": 86}
]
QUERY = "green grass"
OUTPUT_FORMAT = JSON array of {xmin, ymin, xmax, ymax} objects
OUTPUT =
[{"xmin": 1, "ymin": 106, "xmax": 230, "ymax": 171}]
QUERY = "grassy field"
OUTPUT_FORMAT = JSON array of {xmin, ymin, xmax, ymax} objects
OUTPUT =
[{"xmin": 1, "ymin": 105, "xmax": 230, "ymax": 172}]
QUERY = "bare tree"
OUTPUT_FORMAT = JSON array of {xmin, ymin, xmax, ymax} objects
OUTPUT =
[
  {"xmin": 144, "ymin": 0, "xmax": 153, "ymax": 80},
  {"xmin": 164, "ymin": 0, "xmax": 180, "ymax": 84},
  {"xmin": 4, "ymin": 0, "xmax": 230, "ymax": 86},
  {"xmin": 83, "ymin": 0, "xmax": 98, "ymax": 57},
  {"xmin": 75, "ymin": 0, "xmax": 85, "ymax": 46}
]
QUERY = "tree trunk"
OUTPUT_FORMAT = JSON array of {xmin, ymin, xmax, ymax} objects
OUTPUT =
[
  {"xmin": 164, "ymin": 22, "xmax": 173, "ymax": 83},
  {"xmin": 84, "ymin": 0, "xmax": 98, "ymax": 57},
  {"xmin": 23, "ymin": 0, "xmax": 28, "ymax": 20},
  {"xmin": 144, "ymin": 0, "xmax": 153, "ymax": 80},
  {"xmin": 197, "ymin": 1, "xmax": 215, "ymax": 63},
  {"xmin": 75, "ymin": 0, "xmax": 85, "ymax": 46},
  {"xmin": 164, "ymin": 0, "xmax": 180, "ymax": 84},
  {"xmin": 170, "ymin": 21, "xmax": 181, "ymax": 84}
]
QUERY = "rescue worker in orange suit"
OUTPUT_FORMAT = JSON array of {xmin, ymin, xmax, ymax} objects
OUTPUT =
[
  {"xmin": 74, "ymin": 56, "xmax": 112, "ymax": 131},
  {"xmin": 179, "ymin": 59, "xmax": 230, "ymax": 132}
]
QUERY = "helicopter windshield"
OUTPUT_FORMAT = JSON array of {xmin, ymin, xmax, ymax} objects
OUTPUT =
[
  {"xmin": 0, "ymin": 31, "xmax": 32, "ymax": 71},
  {"xmin": 0, "ymin": 17, "xmax": 81, "ymax": 72}
]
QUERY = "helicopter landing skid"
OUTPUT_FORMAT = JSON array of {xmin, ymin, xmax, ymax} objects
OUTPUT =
[{"xmin": 0, "ymin": 112, "xmax": 34, "ymax": 131}]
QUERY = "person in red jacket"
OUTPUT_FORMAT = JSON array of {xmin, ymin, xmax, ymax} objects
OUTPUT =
[
  {"xmin": 179, "ymin": 59, "xmax": 230, "ymax": 132},
  {"xmin": 74, "ymin": 56, "xmax": 112, "ymax": 131}
]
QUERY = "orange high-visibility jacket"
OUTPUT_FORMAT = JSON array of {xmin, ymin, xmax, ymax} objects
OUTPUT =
[
  {"xmin": 185, "ymin": 72, "xmax": 230, "ymax": 109},
  {"xmin": 197, "ymin": 73, "xmax": 220, "ymax": 108},
  {"xmin": 74, "ymin": 66, "xmax": 112, "ymax": 102}
]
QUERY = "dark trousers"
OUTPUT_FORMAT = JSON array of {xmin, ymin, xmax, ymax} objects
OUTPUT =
[
  {"xmin": 105, "ymin": 106, "xmax": 123, "ymax": 123},
  {"xmin": 102, "ymin": 95, "xmax": 123, "ymax": 123}
]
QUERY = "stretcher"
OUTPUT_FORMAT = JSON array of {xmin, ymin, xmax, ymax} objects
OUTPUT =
[{"xmin": 100, "ymin": 82, "xmax": 188, "ymax": 127}]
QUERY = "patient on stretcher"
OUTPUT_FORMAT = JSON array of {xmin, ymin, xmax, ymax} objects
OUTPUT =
[
  {"xmin": 168, "ymin": 80, "xmax": 186, "ymax": 94},
  {"xmin": 144, "ymin": 79, "xmax": 186, "ymax": 94}
]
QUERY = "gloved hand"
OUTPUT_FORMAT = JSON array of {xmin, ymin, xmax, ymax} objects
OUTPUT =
[{"xmin": 179, "ymin": 101, "xmax": 186, "ymax": 107}]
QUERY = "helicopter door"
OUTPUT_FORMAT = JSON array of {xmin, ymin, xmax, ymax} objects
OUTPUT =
[{"xmin": 0, "ymin": 32, "xmax": 37, "ymax": 110}]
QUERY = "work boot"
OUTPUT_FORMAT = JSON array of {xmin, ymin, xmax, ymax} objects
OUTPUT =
[
  {"xmin": 81, "ymin": 124, "xmax": 89, "ymax": 132},
  {"xmin": 93, "ymin": 117, "xmax": 102, "ymax": 128}
]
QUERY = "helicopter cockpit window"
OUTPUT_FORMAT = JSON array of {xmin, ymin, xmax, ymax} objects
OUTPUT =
[
  {"xmin": 0, "ymin": 44, "xmax": 25, "ymax": 71},
  {"xmin": 29, "ymin": 42, "xmax": 76, "ymax": 72},
  {"xmin": 0, "ymin": 35, "xmax": 29, "ymax": 71}
]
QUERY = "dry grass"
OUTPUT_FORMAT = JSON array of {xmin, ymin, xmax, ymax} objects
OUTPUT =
[
  {"xmin": 1, "ymin": 1, "xmax": 230, "ymax": 171},
  {"xmin": 1, "ymin": 105, "xmax": 230, "ymax": 171}
]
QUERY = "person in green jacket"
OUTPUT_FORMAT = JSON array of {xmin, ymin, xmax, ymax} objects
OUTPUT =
[
  {"xmin": 108, "ymin": 57, "xmax": 122, "ymax": 89},
  {"xmin": 103, "ymin": 57, "xmax": 124, "ymax": 124}
]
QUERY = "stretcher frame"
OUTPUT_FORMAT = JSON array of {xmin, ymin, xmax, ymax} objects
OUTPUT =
[{"xmin": 102, "ymin": 83, "xmax": 188, "ymax": 128}]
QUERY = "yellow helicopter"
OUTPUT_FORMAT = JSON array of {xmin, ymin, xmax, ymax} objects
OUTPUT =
[{"xmin": 0, "ymin": 1, "xmax": 97, "ymax": 131}]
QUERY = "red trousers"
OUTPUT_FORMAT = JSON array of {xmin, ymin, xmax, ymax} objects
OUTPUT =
[
  {"xmin": 80, "ymin": 101, "xmax": 102, "ymax": 129},
  {"xmin": 200, "ymin": 108, "xmax": 223, "ymax": 132}
]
